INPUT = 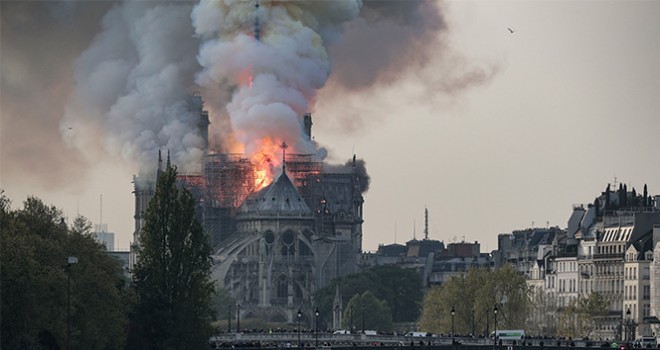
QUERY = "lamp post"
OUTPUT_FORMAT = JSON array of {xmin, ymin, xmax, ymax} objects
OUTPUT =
[
  {"xmin": 493, "ymin": 305, "xmax": 498, "ymax": 348},
  {"xmin": 315, "ymin": 308, "xmax": 320, "ymax": 347},
  {"xmin": 227, "ymin": 306, "xmax": 232, "ymax": 333},
  {"xmin": 361, "ymin": 304, "xmax": 365, "ymax": 334},
  {"xmin": 350, "ymin": 307, "xmax": 353, "ymax": 333},
  {"xmin": 236, "ymin": 304, "xmax": 240, "ymax": 333},
  {"xmin": 297, "ymin": 309, "xmax": 302, "ymax": 347},
  {"xmin": 471, "ymin": 308, "xmax": 475, "ymax": 336},
  {"xmin": 67, "ymin": 256, "xmax": 78, "ymax": 350},
  {"xmin": 626, "ymin": 308, "xmax": 631, "ymax": 341},
  {"xmin": 451, "ymin": 306, "xmax": 456, "ymax": 344}
]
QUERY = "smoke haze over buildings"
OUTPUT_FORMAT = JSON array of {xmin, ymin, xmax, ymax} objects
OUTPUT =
[
  {"xmin": 1, "ymin": 0, "xmax": 508, "ymax": 251},
  {"xmin": 2, "ymin": 0, "xmax": 478, "ymax": 188}
]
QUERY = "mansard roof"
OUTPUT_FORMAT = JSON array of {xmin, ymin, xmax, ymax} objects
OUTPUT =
[{"xmin": 239, "ymin": 169, "xmax": 312, "ymax": 217}]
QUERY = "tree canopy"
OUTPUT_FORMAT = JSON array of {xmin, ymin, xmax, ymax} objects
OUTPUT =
[
  {"xmin": 557, "ymin": 292, "xmax": 609, "ymax": 338},
  {"xmin": 342, "ymin": 291, "xmax": 393, "ymax": 332},
  {"xmin": 128, "ymin": 165, "xmax": 215, "ymax": 349},
  {"xmin": 313, "ymin": 265, "xmax": 422, "ymax": 328},
  {"xmin": 1, "ymin": 192, "xmax": 129, "ymax": 349},
  {"xmin": 419, "ymin": 265, "xmax": 530, "ymax": 335}
]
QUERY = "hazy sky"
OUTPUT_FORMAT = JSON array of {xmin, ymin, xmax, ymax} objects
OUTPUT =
[{"xmin": 2, "ymin": 1, "xmax": 660, "ymax": 253}]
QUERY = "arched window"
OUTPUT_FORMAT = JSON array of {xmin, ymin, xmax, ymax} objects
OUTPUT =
[{"xmin": 281, "ymin": 230, "xmax": 295, "ymax": 256}]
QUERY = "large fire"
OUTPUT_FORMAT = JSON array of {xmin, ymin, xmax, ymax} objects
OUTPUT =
[{"xmin": 249, "ymin": 137, "xmax": 287, "ymax": 189}]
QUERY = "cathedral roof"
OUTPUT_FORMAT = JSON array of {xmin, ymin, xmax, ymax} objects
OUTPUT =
[{"xmin": 239, "ymin": 169, "xmax": 312, "ymax": 216}]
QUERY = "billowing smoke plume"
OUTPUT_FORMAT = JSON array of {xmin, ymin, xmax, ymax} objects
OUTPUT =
[
  {"xmin": 323, "ymin": 158, "xmax": 371, "ymax": 193},
  {"xmin": 192, "ymin": 1, "xmax": 361, "ymax": 163},
  {"xmin": 330, "ymin": 0, "xmax": 496, "ymax": 93},
  {"xmin": 323, "ymin": 0, "xmax": 498, "ymax": 134},
  {"xmin": 0, "ymin": 1, "xmax": 112, "ymax": 190},
  {"xmin": 61, "ymin": 2, "xmax": 204, "ymax": 177},
  {"xmin": 2, "ymin": 0, "xmax": 494, "ymax": 189}
]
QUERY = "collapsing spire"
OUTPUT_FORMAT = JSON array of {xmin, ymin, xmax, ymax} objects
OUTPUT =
[
  {"xmin": 280, "ymin": 141, "xmax": 288, "ymax": 172},
  {"xmin": 254, "ymin": 1, "xmax": 260, "ymax": 41}
]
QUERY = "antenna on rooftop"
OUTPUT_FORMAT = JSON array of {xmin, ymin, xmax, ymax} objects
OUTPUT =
[{"xmin": 424, "ymin": 207, "xmax": 429, "ymax": 240}]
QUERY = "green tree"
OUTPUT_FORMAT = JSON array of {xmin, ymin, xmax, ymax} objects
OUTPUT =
[
  {"xmin": 605, "ymin": 184, "xmax": 611, "ymax": 210},
  {"xmin": 576, "ymin": 292, "xmax": 608, "ymax": 337},
  {"xmin": 492, "ymin": 264, "xmax": 531, "ymax": 329},
  {"xmin": 557, "ymin": 299, "xmax": 579, "ymax": 339},
  {"xmin": 419, "ymin": 285, "xmax": 453, "ymax": 334},
  {"xmin": 314, "ymin": 265, "xmax": 422, "ymax": 326},
  {"xmin": 419, "ymin": 265, "xmax": 530, "ymax": 335},
  {"xmin": 342, "ymin": 291, "xmax": 393, "ymax": 332},
  {"xmin": 528, "ymin": 286, "xmax": 558, "ymax": 336},
  {"xmin": 128, "ymin": 165, "xmax": 215, "ymax": 349},
  {"xmin": 213, "ymin": 287, "xmax": 237, "ymax": 333},
  {"xmin": 1, "ymin": 194, "xmax": 128, "ymax": 349}
]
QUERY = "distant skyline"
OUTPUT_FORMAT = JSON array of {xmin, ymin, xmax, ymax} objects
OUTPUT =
[{"xmin": 2, "ymin": 1, "xmax": 660, "ymax": 253}]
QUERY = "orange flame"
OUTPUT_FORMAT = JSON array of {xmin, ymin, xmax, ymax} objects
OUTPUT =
[
  {"xmin": 250, "ymin": 137, "xmax": 285, "ymax": 189},
  {"xmin": 236, "ymin": 65, "xmax": 254, "ymax": 88}
]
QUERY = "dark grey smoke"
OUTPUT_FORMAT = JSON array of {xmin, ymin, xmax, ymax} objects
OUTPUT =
[
  {"xmin": 1, "ymin": 0, "xmax": 490, "ymax": 192},
  {"xmin": 327, "ymin": 0, "xmax": 496, "ymax": 93},
  {"xmin": 323, "ymin": 158, "xmax": 370, "ymax": 193},
  {"xmin": 327, "ymin": 0, "xmax": 445, "ymax": 89},
  {"xmin": 0, "ymin": 1, "xmax": 113, "ymax": 190},
  {"xmin": 351, "ymin": 158, "xmax": 370, "ymax": 193}
]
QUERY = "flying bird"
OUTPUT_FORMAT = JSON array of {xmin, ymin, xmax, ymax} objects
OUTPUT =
[{"xmin": 507, "ymin": 28, "xmax": 515, "ymax": 34}]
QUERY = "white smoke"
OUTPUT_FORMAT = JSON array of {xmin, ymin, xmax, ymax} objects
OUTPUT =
[
  {"xmin": 192, "ymin": 0, "xmax": 362, "ymax": 160},
  {"xmin": 61, "ymin": 2, "xmax": 205, "ymax": 176},
  {"xmin": 56, "ymin": 0, "xmax": 467, "ymax": 180}
]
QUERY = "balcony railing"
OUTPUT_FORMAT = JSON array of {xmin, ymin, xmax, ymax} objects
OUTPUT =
[{"xmin": 593, "ymin": 253, "xmax": 624, "ymax": 260}]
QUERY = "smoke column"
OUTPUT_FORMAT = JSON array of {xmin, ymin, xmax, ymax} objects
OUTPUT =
[
  {"xmin": 192, "ymin": 1, "xmax": 361, "ymax": 169},
  {"xmin": 61, "ymin": 2, "xmax": 205, "ymax": 177},
  {"xmin": 2, "ymin": 1, "xmax": 490, "ymax": 189}
]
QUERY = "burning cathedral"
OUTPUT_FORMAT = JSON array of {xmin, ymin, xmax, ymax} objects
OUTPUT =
[
  {"xmin": 132, "ymin": 94, "xmax": 368, "ymax": 323},
  {"xmin": 117, "ymin": 0, "xmax": 374, "ymax": 324}
]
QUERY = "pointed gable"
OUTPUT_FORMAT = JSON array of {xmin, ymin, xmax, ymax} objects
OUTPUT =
[{"xmin": 240, "ymin": 170, "xmax": 312, "ymax": 216}]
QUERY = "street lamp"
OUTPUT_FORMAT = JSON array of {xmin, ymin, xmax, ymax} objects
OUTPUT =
[
  {"xmin": 67, "ymin": 256, "xmax": 78, "ymax": 350},
  {"xmin": 236, "ymin": 304, "xmax": 241, "ymax": 333},
  {"xmin": 350, "ymin": 307, "xmax": 354, "ymax": 333},
  {"xmin": 451, "ymin": 306, "xmax": 456, "ymax": 344},
  {"xmin": 362, "ymin": 304, "xmax": 365, "ymax": 334},
  {"xmin": 493, "ymin": 305, "xmax": 498, "ymax": 348},
  {"xmin": 297, "ymin": 309, "xmax": 302, "ymax": 347},
  {"xmin": 315, "ymin": 308, "xmax": 320, "ymax": 347},
  {"xmin": 227, "ymin": 306, "xmax": 232, "ymax": 333}
]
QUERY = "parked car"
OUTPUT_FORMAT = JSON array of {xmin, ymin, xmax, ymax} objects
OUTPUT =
[{"xmin": 634, "ymin": 336, "xmax": 657, "ymax": 348}]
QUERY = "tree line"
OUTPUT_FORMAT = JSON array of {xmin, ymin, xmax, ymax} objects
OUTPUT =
[
  {"xmin": 312, "ymin": 265, "xmax": 423, "ymax": 332},
  {"xmin": 2, "ymin": 163, "xmax": 612, "ymax": 348},
  {"xmin": 418, "ymin": 265, "xmax": 609, "ymax": 339},
  {"xmin": 1, "ymin": 163, "xmax": 215, "ymax": 349}
]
